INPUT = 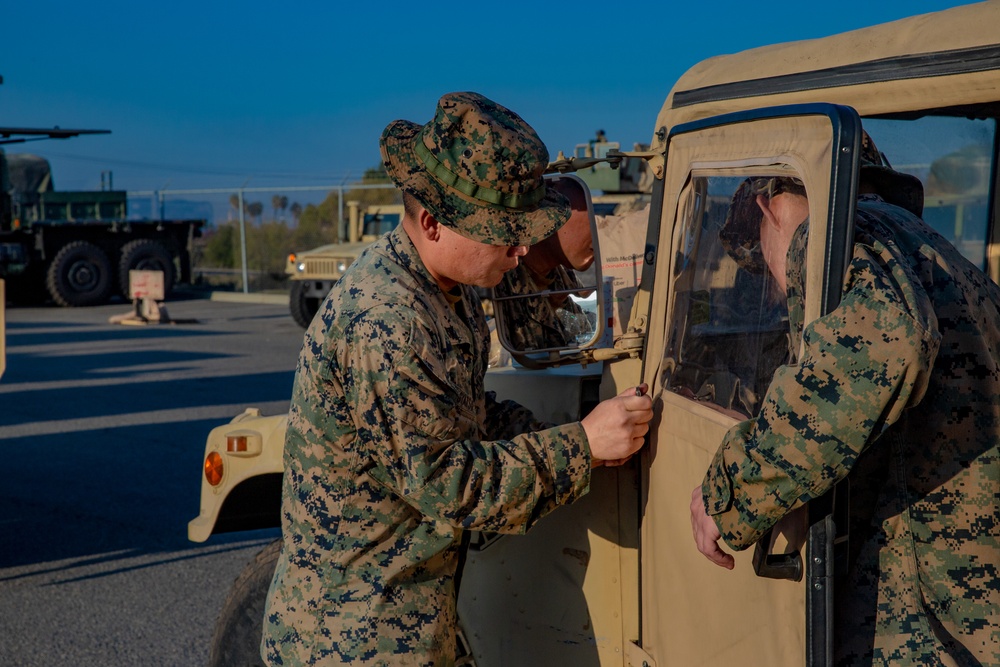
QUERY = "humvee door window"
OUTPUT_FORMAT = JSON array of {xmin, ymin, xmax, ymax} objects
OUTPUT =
[
  {"xmin": 864, "ymin": 116, "xmax": 996, "ymax": 270},
  {"xmin": 363, "ymin": 212, "xmax": 400, "ymax": 236},
  {"xmin": 663, "ymin": 175, "xmax": 795, "ymax": 418}
]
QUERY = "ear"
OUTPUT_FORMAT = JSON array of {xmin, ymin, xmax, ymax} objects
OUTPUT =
[
  {"xmin": 418, "ymin": 207, "xmax": 441, "ymax": 241},
  {"xmin": 756, "ymin": 194, "xmax": 780, "ymax": 232}
]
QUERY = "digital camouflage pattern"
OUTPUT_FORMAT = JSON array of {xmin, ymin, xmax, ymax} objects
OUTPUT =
[
  {"xmin": 380, "ymin": 92, "xmax": 570, "ymax": 247},
  {"xmin": 262, "ymin": 225, "xmax": 592, "ymax": 666},
  {"xmin": 703, "ymin": 194, "xmax": 1000, "ymax": 664},
  {"xmin": 494, "ymin": 263, "xmax": 592, "ymax": 351}
]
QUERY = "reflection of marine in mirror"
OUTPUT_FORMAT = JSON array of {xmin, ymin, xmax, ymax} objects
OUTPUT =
[{"xmin": 494, "ymin": 175, "xmax": 598, "ymax": 351}]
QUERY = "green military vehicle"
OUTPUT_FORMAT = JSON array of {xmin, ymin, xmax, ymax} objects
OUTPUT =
[
  {"xmin": 190, "ymin": 4, "xmax": 1000, "ymax": 665},
  {"xmin": 0, "ymin": 148, "xmax": 204, "ymax": 306},
  {"xmin": 285, "ymin": 200, "xmax": 402, "ymax": 327},
  {"xmin": 568, "ymin": 132, "xmax": 654, "ymax": 217}
]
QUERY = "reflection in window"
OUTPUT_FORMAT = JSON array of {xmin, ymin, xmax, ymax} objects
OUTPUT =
[
  {"xmin": 663, "ymin": 176, "xmax": 794, "ymax": 418},
  {"xmin": 865, "ymin": 116, "xmax": 996, "ymax": 270}
]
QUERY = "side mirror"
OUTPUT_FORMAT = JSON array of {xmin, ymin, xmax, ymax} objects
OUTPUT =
[{"xmin": 492, "ymin": 174, "xmax": 609, "ymax": 366}]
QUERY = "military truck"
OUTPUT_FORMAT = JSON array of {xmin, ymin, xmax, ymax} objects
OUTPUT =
[
  {"xmin": 285, "ymin": 200, "xmax": 402, "ymax": 327},
  {"xmin": 189, "ymin": 4, "xmax": 1000, "ymax": 665},
  {"xmin": 0, "ymin": 148, "xmax": 204, "ymax": 306}
]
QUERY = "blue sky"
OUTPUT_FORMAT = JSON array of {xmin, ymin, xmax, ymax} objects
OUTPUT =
[{"xmin": 1, "ymin": 1, "xmax": 978, "ymax": 193}]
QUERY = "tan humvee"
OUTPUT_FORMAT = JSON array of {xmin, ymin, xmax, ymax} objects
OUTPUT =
[
  {"xmin": 190, "ymin": 4, "xmax": 1000, "ymax": 665},
  {"xmin": 285, "ymin": 201, "xmax": 403, "ymax": 327}
]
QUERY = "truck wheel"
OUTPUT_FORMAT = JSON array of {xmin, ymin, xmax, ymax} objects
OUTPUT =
[
  {"xmin": 289, "ymin": 281, "xmax": 321, "ymax": 328},
  {"xmin": 118, "ymin": 239, "xmax": 176, "ymax": 299},
  {"xmin": 45, "ymin": 241, "xmax": 114, "ymax": 307},
  {"xmin": 208, "ymin": 538, "xmax": 280, "ymax": 667}
]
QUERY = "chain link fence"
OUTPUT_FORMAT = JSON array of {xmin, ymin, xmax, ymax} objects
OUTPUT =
[{"xmin": 128, "ymin": 182, "xmax": 400, "ymax": 294}]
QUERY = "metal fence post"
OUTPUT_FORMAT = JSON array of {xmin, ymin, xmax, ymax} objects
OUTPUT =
[
  {"xmin": 337, "ymin": 186, "xmax": 345, "ymax": 242},
  {"xmin": 238, "ymin": 188, "xmax": 249, "ymax": 294}
]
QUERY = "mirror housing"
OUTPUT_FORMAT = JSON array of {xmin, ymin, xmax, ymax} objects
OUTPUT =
[{"xmin": 492, "ymin": 174, "xmax": 619, "ymax": 369}]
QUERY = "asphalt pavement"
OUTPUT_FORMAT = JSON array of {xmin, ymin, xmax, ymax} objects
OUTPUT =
[{"xmin": 0, "ymin": 294, "xmax": 304, "ymax": 667}]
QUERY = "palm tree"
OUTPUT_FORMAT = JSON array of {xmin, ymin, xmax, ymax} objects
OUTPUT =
[
  {"xmin": 228, "ymin": 193, "xmax": 241, "ymax": 221},
  {"xmin": 271, "ymin": 194, "xmax": 284, "ymax": 222},
  {"xmin": 247, "ymin": 201, "xmax": 264, "ymax": 225}
]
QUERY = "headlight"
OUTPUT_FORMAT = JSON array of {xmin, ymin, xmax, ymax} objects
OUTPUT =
[
  {"xmin": 336, "ymin": 260, "xmax": 348, "ymax": 273},
  {"xmin": 297, "ymin": 262, "xmax": 306, "ymax": 272},
  {"xmin": 204, "ymin": 451, "xmax": 224, "ymax": 486}
]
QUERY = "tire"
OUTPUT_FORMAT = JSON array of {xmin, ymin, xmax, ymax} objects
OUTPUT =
[
  {"xmin": 45, "ymin": 241, "xmax": 114, "ymax": 307},
  {"xmin": 289, "ymin": 281, "xmax": 321, "ymax": 329},
  {"xmin": 208, "ymin": 538, "xmax": 280, "ymax": 667},
  {"xmin": 118, "ymin": 239, "xmax": 176, "ymax": 299}
]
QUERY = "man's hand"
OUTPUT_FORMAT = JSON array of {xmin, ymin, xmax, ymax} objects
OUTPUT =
[
  {"xmin": 690, "ymin": 486, "xmax": 735, "ymax": 569},
  {"xmin": 582, "ymin": 383, "xmax": 653, "ymax": 466}
]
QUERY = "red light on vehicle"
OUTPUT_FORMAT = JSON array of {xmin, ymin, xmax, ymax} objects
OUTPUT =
[
  {"xmin": 204, "ymin": 451, "xmax": 224, "ymax": 486},
  {"xmin": 227, "ymin": 435, "xmax": 248, "ymax": 453},
  {"xmin": 287, "ymin": 253, "xmax": 296, "ymax": 263}
]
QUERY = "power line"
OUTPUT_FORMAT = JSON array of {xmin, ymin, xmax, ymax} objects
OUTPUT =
[{"xmin": 14, "ymin": 149, "xmax": 373, "ymax": 182}]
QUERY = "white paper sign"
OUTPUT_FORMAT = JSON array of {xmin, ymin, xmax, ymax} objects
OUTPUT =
[{"xmin": 129, "ymin": 270, "xmax": 165, "ymax": 300}]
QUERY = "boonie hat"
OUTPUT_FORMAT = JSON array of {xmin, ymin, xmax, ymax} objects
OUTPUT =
[{"xmin": 380, "ymin": 92, "xmax": 570, "ymax": 246}]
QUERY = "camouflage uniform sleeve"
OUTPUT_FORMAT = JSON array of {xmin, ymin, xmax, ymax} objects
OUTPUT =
[
  {"xmin": 343, "ymin": 305, "xmax": 591, "ymax": 534},
  {"xmin": 702, "ymin": 249, "xmax": 940, "ymax": 549}
]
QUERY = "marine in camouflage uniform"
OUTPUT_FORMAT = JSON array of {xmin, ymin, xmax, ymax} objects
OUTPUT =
[
  {"xmin": 262, "ymin": 92, "xmax": 651, "ymax": 666},
  {"xmin": 262, "ymin": 225, "xmax": 591, "ymax": 666},
  {"xmin": 701, "ymin": 135, "xmax": 1000, "ymax": 664},
  {"xmin": 494, "ymin": 262, "xmax": 590, "ymax": 350}
]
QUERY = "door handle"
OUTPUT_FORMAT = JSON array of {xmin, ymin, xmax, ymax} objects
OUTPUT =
[{"xmin": 752, "ymin": 528, "xmax": 803, "ymax": 581}]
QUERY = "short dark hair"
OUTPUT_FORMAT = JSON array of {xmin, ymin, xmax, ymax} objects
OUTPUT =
[{"xmin": 401, "ymin": 191, "xmax": 422, "ymax": 221}]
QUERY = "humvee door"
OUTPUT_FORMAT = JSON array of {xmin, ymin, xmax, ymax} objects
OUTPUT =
[{"xmin": 636, "ymin": 104, "xmax": 861, "ymax": 666}]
